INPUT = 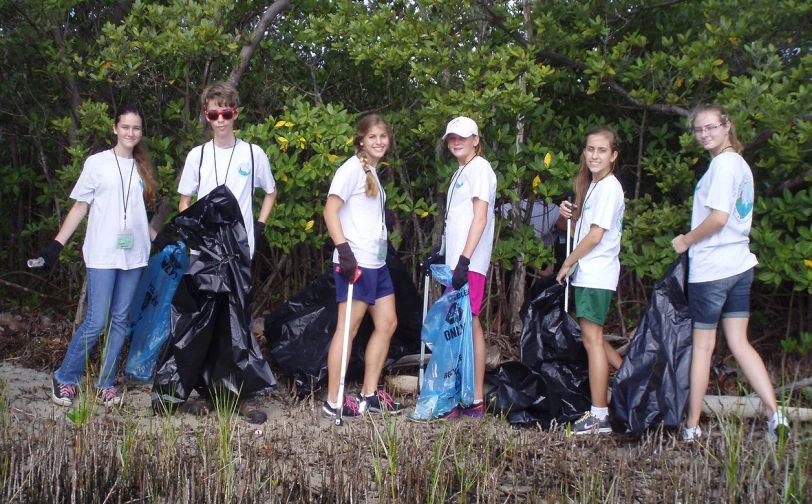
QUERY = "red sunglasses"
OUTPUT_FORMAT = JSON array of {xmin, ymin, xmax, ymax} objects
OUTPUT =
[{"xmin": 205, "ymin": 109, "xmax": 237, "ymax": 121}]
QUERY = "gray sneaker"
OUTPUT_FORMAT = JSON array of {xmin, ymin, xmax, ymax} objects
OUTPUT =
[
  {"xmin": 767, "ymin": 410, "xmax": 789, "ymax": 442},
  {"xmin": 570, "ymin": 412, "xmax": 611, "ymax": 435},
  {"xmin": 681, "ymin": 425, "xmax": 702, "ymax": 442}
]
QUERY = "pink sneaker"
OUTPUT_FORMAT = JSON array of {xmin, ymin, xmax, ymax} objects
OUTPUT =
[{"xmin": 462, "ymin": 401, "xmax": 486, "ymax": 418}]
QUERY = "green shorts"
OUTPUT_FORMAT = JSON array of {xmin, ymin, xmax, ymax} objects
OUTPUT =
[{"xmin": 574, "ymin": 287, "xmax": 614, "ymax": 326}]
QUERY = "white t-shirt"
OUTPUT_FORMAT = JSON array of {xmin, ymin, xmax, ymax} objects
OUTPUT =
[
  {"xmin": 571, "ymin": 174, "xmax": 625, "ymax": 291},
  {"xmin": 328, "ymin": 155, "xmax": 387, "ymax": 269},
  {"xmin": 70, "ymin": 150, "xmax": 150, "ymax": 270},
  {"xmin": 688, "ymin": 152, "xmax": 758, "ymax": 283},
  {"xmin": 444, "ymin": 156, "xmax": 497, "ymax": 275},
  {"xmin": 178, "ymin": 139, "xmax": 275, "ymax": 257}
]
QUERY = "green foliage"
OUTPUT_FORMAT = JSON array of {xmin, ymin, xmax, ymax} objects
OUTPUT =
[{"xmin": 1, "ymin": 0, "xmax": 810, "ymax": 344}]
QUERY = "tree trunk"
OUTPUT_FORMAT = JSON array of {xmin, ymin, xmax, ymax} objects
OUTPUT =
[{"xmin": 228, "ymin": 0, "xmax": 292, "ymax": 87}]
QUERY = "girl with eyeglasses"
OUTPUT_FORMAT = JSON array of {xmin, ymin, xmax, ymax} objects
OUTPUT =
[
  {"xmin": 671, "ymin": 104, "xmax": 788, "ymax": 442},
  {"xmin": 556, "ymin": 126, "xmax": 626, "ymax": 435},
  {"xmin": 34, "ymin": 106, "xmax": 159, "ymax": 408}
]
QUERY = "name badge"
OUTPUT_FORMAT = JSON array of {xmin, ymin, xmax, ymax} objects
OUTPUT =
[
  {"xmin": 377, "ymin": 227, "xmax": 387, "ymax": 260},
  {"xmin": 116, "ymin": 229, "xmax": 134, "ymax": 250}
]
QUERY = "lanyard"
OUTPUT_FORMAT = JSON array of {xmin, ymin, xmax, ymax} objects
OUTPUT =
[
  {"xmin": 575, "ymin": 177, "xmax": 604, "ymax": 243},
  {"xmin": 213, "ymin": 139, "xmax": 238, "ymax": 186},
  {"xmin": 443, "ymin": 156, "xmax": 476, "ymax": 230},
  {"xmin": 364, "ymin": 166, "xmax": 386, "ymax": 232},
  {"xmin": 113, "ymin": 150, "xmax": 135, "ymax": 228}
]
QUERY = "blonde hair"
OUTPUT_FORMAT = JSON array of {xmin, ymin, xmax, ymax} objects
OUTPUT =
[
  {"xmin": 572, "ymin": 126, "xmax": 619, "ymax": 222},
  {"xmin": 689, "ymin": 103, "xmax": 743, "ymax": 153},
  {"xmin": 353, "ymin": 114, "xmax": 393, "ymax": 198},
  {"xmin": 115, "ymin": 106, "xmax": 157, "ymax": 205}
]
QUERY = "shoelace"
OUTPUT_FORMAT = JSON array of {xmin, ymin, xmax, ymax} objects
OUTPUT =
[
  {"xmin": 376, "ymin": 390, "xmax": 396, "ymax": 409},
  {"xmin": 344, "ymin": 396, "xmax": 360, "ymax": 416},
  {"xmin": 60, "ymin": 383, "xmax": 76, "ymax": 398}
]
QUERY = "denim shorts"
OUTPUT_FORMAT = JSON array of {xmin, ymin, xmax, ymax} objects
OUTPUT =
[
  {"xmin": 334, "ymin": 264, "xmax": 394, "ymax": 305},
  {"xmin": 688, "ymin": 268, "xmax": 753, "ymax": 330}
]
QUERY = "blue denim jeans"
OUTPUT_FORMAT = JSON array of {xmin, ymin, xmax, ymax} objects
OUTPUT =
[{"xmin": 55, "ymin": 267, "xmax": 143, "ymax": 388}]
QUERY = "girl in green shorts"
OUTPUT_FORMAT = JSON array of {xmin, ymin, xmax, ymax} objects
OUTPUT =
[{"xmin": 556, "ymin": 126, "xmax": 625, "ymax": 435}]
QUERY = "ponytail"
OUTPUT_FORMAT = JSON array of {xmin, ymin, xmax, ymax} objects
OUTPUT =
[{"xmin": 359, "ymin": 152, "xmax": 379, "ymax": 198}]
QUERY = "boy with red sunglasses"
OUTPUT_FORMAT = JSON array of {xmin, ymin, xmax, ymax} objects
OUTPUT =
[
  {"xmin": 178, "ymin": 82, "xmax": 277, "ymax": 251},
  {"xmin": 173, "ymin": 82, "xmax": 277, "ymax": 423}
]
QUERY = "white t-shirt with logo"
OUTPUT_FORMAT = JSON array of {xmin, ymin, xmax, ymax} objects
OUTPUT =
[
  {"xmin": 571, "ymin": 174, "xmax": 625, "ymax": 291},
  {"xmin": 328, "ymin": 155, "xmax": 387, "ymax": 269},
  {"xmin": 178, "ymin": 139, "xmax": 276, "ymax": 257},
  {"xmin": 70, "ymin": 150, "xmax": 150, "ymax": 270},
  {"xmin": 688, "ymin": 152, "xmax": 758, "ymax": 283},
  {"xmin": 444, "ymin": 156, "xmax": 498, "ymax": 275}
]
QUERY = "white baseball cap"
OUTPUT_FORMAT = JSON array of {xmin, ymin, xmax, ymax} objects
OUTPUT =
[{"xmin": 442, "ymin": 116, "xmax": 479, "ymax": 140}]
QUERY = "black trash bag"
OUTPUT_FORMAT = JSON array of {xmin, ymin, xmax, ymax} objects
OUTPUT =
[
  {"xmin": 486, "ymin": 279, "xmax": 591, "ymax": 428},
  {"xmin": 265, "ymin": 241, "xmax": 422, "ymax": 398},
  {"xmin": 609, "ymin": 254, "xmax": 692, "ymax": 435},
  {"xmin": 152, "ymin": 185, "xmax": 276, "ymax": 403}
]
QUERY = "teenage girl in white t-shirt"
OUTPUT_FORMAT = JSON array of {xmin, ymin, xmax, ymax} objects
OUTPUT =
[
  {"xmin": 436, "ymin": 116, "xmax": 497, "ymax": 420},
  {"xmin": 34, "ymin": 106, "xmax": 160, "ymax": 409},
  {"xmin": 321, "ymin": 114, "xmax": 404, "ymax": 419},
  {"xmin": 557, "ymin": 126, "xmax": 625, "ymax": 435},
  {"xmin": 672, "ymin": 104, "xmax": 788, "ymax": 442}
]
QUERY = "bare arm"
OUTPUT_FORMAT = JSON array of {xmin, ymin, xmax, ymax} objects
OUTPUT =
[
  {"xmin": 671, "ymin": 209, "xmax": 728, "ymax": 254},
  {"xmin": 461, "ymin": 198, "xmax": 489, "ymax": 258},
  {"xmin": 556, "ymin": 224, "xmax": 605, "ymax": 284},
  {"xmin": 179, "ymin": 195, "xmax": 192, "ymax": 213},
  {"xmin": 54, "ymin": 201, "xmax": 89, "ymax": 245},
  {"xmin": 323, "ymin": 195, "xmax": 346, "ymax": 245},
  {"xmin": 257, "ymin": 189, "xmax": 277, "ymax": 223}
]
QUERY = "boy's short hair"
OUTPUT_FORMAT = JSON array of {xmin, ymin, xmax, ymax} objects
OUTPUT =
[{"xmin": 200, "ymin": 82, "xmax": 240, "ymax": 110}]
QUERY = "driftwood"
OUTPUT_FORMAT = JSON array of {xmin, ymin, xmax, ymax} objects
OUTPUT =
[{"xmin": 702, "ymin": 395, "xmax": 812, "ymax": 422}]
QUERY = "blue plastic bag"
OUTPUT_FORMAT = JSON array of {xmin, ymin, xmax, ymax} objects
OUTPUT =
[
  {"xmin": 125, "ymin": 242, "xmax": 189, "ymax": 382},
  {"xmin": 411, "ymin": 264, "xmax": 475, "ymax": 420}
]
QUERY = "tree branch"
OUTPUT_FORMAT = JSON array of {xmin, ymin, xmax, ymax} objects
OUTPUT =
[
  {"xmin": 476, "ymin": 0, "xmax": 690, "ymax": 118},
  {"xmin": 228, "ymin": 0, "xmax": 292, "ymax": 87}
]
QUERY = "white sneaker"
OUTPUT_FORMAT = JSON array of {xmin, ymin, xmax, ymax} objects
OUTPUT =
[
  {"xmin": 681, "ymin": 425, "xmax": 702, "ymax": 442},
  {"xmin": 767, "ymin": 410, "xmax": 789, "ymax": 442}
]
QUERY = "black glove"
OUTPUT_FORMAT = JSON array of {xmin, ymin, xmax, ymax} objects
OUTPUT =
[
  {"xmin": 254, "ymin": 220, "xmax": 266, "ymax": 247},
  {"xmin": 384, "ymin": 208, "xmax": 396, "ymax": 233},
  {"xmin": 335, "ymin": 242, "xmax": 358, "ymax": 279},
  {"xmin": 152, "ymin": 232, "xmax": 171, "ymax": 252},
  {"xmin": 420, "ymin": 246, "xmax": 445, "ymax": 275},
  {"xmin": 34, "ymin": 240, "xmax": 63, "ymax": 270},
  {"xmin": 452, "ymin": 255, "xmax": 470, "ymax": 290}
]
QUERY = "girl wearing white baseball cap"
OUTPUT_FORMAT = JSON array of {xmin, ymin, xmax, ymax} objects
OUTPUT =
[{"xmin": 437, "ymin": 116, "xmax": 497, "ymax": 419}]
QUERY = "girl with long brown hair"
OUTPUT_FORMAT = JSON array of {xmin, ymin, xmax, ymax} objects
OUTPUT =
[{"xmin": 34, "ymin": 106, "xmax": 160, "ymax": 408}]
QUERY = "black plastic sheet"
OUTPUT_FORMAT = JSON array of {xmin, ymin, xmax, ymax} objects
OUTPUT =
[
  {"xmin": 152, "ymin": 185, "xmax": 276, "ymax": 403},
  {"xmin": 486, "ymin": 278, "xmax": 591, "ymax": 428},
  {"xmin": 265, "ymin": 242, "xmax": 422, "ymax": 398},
  {"xmin": 609, "ymin": 255, "xmax": 692, "ymax": 435}
]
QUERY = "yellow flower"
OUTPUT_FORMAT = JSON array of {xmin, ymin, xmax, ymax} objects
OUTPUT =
[
  {"xmin": 305, "ymin": 220, "xmax": 314, "ymax": 230},
  {"xmin": 421, "ymin": 211, "xmax": 429, "ymax": 218},
  {"xmin": 282, "ymin": 174, "xmax": 288, "ymax": 182},
  {"xmin": 532, "ymin": 175, "xmax": 541, "ymax": 188},
  {"xmin": 544, "ymin": 152, "xmax": 552, "ymax": 168},
  {"xmin": 805, "ymin": 259, "xmax": 812, "ymax": 269},
  {"xmin": 277, "ymin": 136, "xmax": 289, "ymax": 144},
  {"xmin": 346, "ymin": 136, "xmax": 355, "ymax": 146},
  {"xmin": 327, "ymin": 154, "xmax": 338, "ymax": 163},
  {"xmin": 274, "ymin": 120, "xmax": 294, "ymax": 128}
]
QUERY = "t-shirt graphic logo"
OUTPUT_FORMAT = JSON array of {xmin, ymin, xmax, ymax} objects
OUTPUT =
[
  {"xmin": 455, "ymin": 181, "xmax": 464, "ymax": 188},
  {"xmin": 138, "ymin": 180, "xmax": 145, "ymax": 189},
  {"xmin": 238, "ymin": 163, "xmax": 250, "ymax": 177},
  {"xmin": 734, "ymin": 177, "xmax": 754, "ymax": 222}
]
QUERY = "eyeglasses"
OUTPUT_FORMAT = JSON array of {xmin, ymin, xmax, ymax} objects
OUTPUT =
[
  {"xmin": 692, "ymin": 121, "xmax": 727, "ymax": 135},
  {"xmin": 205, "ymin": 109, "xmax": 237, "ymax": 121}
]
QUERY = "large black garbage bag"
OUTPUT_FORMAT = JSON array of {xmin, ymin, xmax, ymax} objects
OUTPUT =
[
  {"xmin": 486, "ymin": 279, "xmax": 591, "ymax": 428},
  {"xmin": 152, "ymin": 185, "xmax": 276, "ymax": 402},
  {"xmin": 265, "ymin": 242, "xmax": 422, "ymax": 398},
  {"xmin": 609, "ymin": 255, "xmax": 692, "ymax": 435}
]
